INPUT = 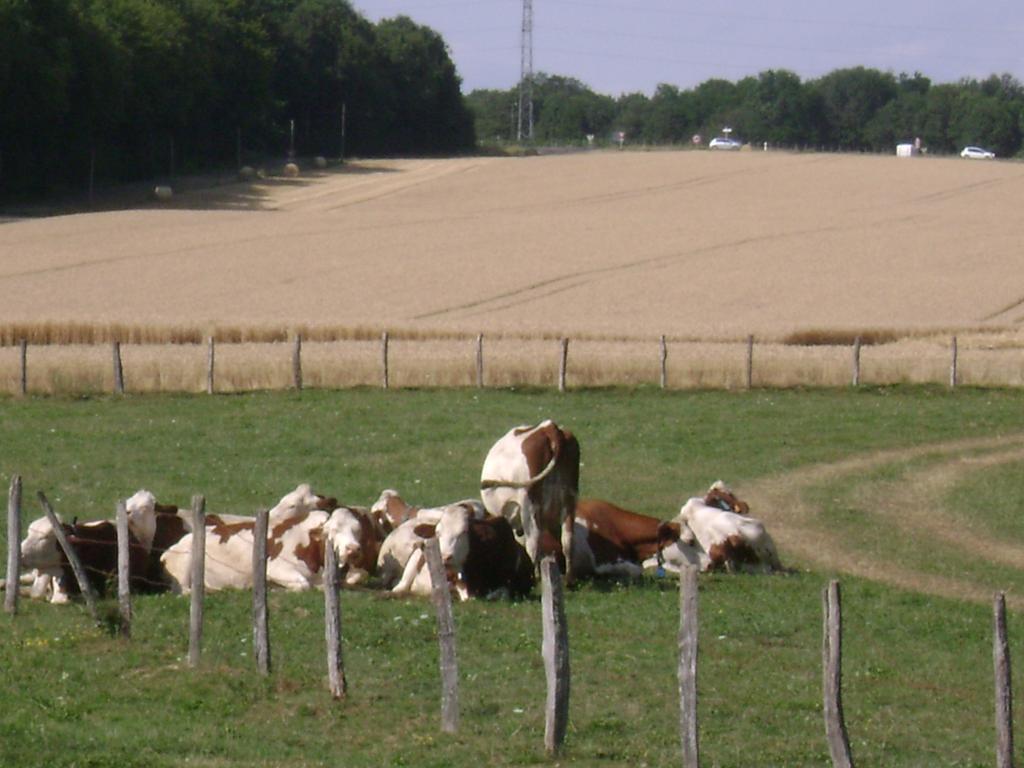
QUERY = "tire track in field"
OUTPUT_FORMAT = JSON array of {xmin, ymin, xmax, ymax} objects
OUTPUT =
[
  {"xmin": 742, "ymin": 433, "xmax": 1024, "ymax": 608},
  {"xmin": 411, "ymin": 209, "xmax": 924, "ymax": 322}
]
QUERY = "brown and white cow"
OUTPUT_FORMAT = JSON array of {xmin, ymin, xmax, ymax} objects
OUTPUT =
[
  {"xmin": 159, "ymin": 484, "xmax": 350, "ymax": 593},
  {"xmin": 569, "ymin": 498, "xmax": 689, "ymax": 578},
  {"xmin": 480, "ymin": 420, "xmax": 580, "ymax": 583},
  {"xmin": 667, "ymin": 485, "xmax": 783, "ymax": 574},
  {"xmin": 380, "ymin": 502, "xmax": 533, "ymax": 600},
  {"xmin": 19, "ymin": 515, "xmax": 151, "ymax": 603}
]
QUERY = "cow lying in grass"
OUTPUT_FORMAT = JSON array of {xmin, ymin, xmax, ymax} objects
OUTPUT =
[{"xmin": 652, "ymin": 482, "xmax": 783, "ymax": 574}]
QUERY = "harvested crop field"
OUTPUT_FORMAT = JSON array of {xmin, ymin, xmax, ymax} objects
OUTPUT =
[
  {"xmin": 3, "ymin": 150, "xmax": 1024, "ymax": 337},
  {"xmin": 2, "ymin": 150, "xmax": 1024, "ymax": 390}
]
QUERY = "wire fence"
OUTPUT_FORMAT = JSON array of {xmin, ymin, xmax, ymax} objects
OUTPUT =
[{"xmin": 3, "ymin": 333, "xmax": 1024, "ymax": 395}]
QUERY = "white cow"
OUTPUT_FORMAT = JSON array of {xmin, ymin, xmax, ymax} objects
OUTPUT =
[
  {"xmin": 159, "ymin": 484, "xmax": 340, "ymax": 593},
  {"xmin": 672, "ymin": 495, "xmax": 783, "ymax": 574},
  {"xmin": 480, "ymin": 420, "xmax": 580, "ymax": 583},
  {"xmin": 378, "ymin": 501, "xmax": 481, "ymax": 601}
]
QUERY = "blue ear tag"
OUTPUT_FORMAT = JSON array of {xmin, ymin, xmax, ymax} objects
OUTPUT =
[{"xmin": 656, "ymin": 566, "xmax": 666, "ymax": 578}]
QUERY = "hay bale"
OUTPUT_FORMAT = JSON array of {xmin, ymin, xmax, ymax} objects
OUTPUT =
[
  {"xmin": 153, "ymin": 186, "xmax": 173, "ymax": 201},
  {"xmin": 283, "ymin": 163, "xmax": 300, "ymax": 177}
]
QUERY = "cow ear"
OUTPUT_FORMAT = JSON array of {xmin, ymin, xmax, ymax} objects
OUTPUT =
[{"xmin": 413, "ymin": 524, "xmax": 436, "ymax": 540}]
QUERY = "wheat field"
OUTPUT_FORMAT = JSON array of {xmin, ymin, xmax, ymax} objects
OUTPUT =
[{"xmin": 2, "ymin": 150, "xmax": 1023, "ymax": 391}]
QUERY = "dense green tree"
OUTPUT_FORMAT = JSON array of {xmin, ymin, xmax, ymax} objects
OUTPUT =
[{"xmin": 812, "ymin": 67, "xmax": 899, "ymax": 149}]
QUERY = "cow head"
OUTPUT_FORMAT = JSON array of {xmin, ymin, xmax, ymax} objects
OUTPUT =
[
  {"xmin": 269, "ymin": 484, "xmax": 321, "ymax": 520},
  {"xmin": 435, "ymin": 503, "xmax": 472, "ymax": 574},
  {"xmin": 324, "ymin": 506, "xmax": 384, "ymax": 585},
  {"xmin": 20, "ymin": 517, "xmax": 62, "ymax": 571},
  {"xmin": 370, "ymin": 489, "xmax": 419, "ymax": 532},
  {"xmin": 704, "ymin": 480, "xmax": 749, "ymax": 515},
  {"xmin": 124, "ymin": 489, "xmax": 158, "ymax": 551}
]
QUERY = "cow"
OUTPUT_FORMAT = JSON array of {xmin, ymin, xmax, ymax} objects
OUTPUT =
[
  {"xmin": 322, "ymin": 505, "xmax": 388, "ymax": 586},
  {"xmin": 480, "ymin": 420, "xmax": 580, "ymax": 584},
  {"xmin": 667, "ymin": 488, "xmax": 783, "ymax": 574},
  {"xmin": 19, "ymin": 514, "xmax": 151, "ymax": 603},
  {"xmin": 159, "ymin": 484, "xmax": 346, "ymax": 593},
  {"xmin": 380, "ymin": 501, "xmax": 530, "ymax": 601},
  {"xmin": 569, "ymin": 498, "xmax": 688, "ymax": 578}
]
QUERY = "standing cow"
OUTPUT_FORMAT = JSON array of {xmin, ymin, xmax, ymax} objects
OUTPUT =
[{"xmin": 480, "ymin": 420, "xmax": 580, "ymax": 584}]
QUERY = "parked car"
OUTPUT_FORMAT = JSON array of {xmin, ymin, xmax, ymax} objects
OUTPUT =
[
  {"xmin": 960, "ymin": 146, "xmax": 995, "ymax": 159},
  {"xmin": 709, "ymin": 137, "xmax": 742, "ymax": 150}
]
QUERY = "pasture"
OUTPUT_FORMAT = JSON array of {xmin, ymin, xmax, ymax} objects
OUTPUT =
[{"xmin": 3, "ymin": 386, "xmax": 1024, "ymax": 767}]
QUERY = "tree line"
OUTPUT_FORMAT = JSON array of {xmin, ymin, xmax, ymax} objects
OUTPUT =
[
  {"xmin": 468, "ymin": 68, "xmax": 1024, "ymax": 157},
  {"xmin": 0, "ymin": 0, "xmax": 475, "ymax": 198}
]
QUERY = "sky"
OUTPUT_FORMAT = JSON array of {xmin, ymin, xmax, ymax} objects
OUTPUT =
[{"xmin": 351, "ymin": 0, "xmax": 1024, "ymax": 96}]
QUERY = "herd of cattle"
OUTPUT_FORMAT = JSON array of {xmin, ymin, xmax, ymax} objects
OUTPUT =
[{"xmin": 3, "ymin": 420, "xmax": 783, "ymax": 604}]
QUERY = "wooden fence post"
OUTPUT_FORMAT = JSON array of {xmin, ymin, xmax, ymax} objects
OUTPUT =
[
  {"xmin": 115, "ymin": 500, "xmax": 131, "ymax": 638},
  {"xmin": 745, "ymin": 335, "xmax": 754, "ymax": 389},
  {"xmin": 424, "ymin": 537, "xmax": 458, "ymax": 732},
  {"xmin": 37, "ymin": 491, "xmax": 100, "ymax": 625},
  {"xmin": 292, "ymin": 333, "xmax": 303, "ymax": 391},
  {"xmin": 541, "ymin": 555, "xmax": 570, "ymax": 755},
  {"xmin": 660, "ymin": 335, "xmax": 668, "ymax": 390},
  {"xmin": 323, "ymin": 536, "xmax": 347, "ymax": 699},
  {"xmin": 382, "ymin": 331, "xmax": 390, "ymax": 390},
  {"xmin": 822, "ymin": 580, "xmax": 854, "ymax": 768},
  {"xmin": 994, "ymin": 591, "xmax": 1014, "ymax": 768},
  {"xmin": 5, "ymin": 475, "xmax": 21, "ymax": 615},
  {"xmin": 678, "ymin": 565, "xmax": 699, "ymax": 767},
  {"xmin": 206, "ymin": 337, "xmax": 215, "ymax": 395},
  {"xmin": 18, "ymin": 339, "xmax": 27, "ymax": 396},
  {"xmin": 113, "ymin": 340, "xmax": 125, "ymax": 395},
  {"xmin": 188, "ymin": 495, "xmax": 206, "ymax": 668},
  {"xmin": 950, "ymin": 335, "xmax": 958, "ymax": 388},
  {"xmin": 558, "ymin": 338, "xmax": 569, "ymax": 393},
  {"xmin": 476, "ymin": 333, "xmax": 484, "ymax": 388},
  {"xmin": 252, "ymin": 508, "xmax": 271, "ymax": 675},
  {"xmin": 852, "ymin": 337, "xmax": 861, "ymax": 387}
]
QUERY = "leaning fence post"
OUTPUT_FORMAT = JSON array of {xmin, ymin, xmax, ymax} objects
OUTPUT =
[
  {"xmin": 5, "ymin": 475, "xmax": 22, "ymax": 615},
  {"xmin": 852, "ymin": 337, "xmax": 862, "ymax": 387},
  {"xmin": 994, "ymin": 591, "xmax": 1014, "ymax": 768},
  {"xmin": 206, "ymin": 337, "xmax": 215, "ymax": 395},
  {"xmin": 252, "ymin": 508, "xmax": 271, "ymax": 675},
  {"xmin": 188, "ymin": 495, "xmax": 206, "ymax": 668},
  {"xmin": 541, "ymin": 555, "xmax": 570, "ymax": 755},
  {"xmin": 660, "ymin": 335, "xmax": 668, "ymax": 389},
  {"xmin": 38, "ymin": 491, "xmax": 100, "ymax": 625},
  {"xmin": 476, "ymin": 333, "xmax": 484, "ymax": 388},
  {"xmin": 381, "ymin": 331, "xmax": 390, "ymax": 390},
  {"xmin": 950, "ymin": 335, "xmax": 958, "ymax": 388},
  {"xmin": 18, "ymin": 339, "xmax": 27, "ymax": 396},
  {"xmin": 745, "ymin": 334, "xmax": 754, "ymax": 389},
  {"xmin": 678, "ymin": 565, "xmax": 699, "ymax": 767},
  {"xmin": 823, "ymin": 580, "xmax": 854, "ymax": 768},
  {"xmin": 323, "ymin": 535, "xmax": 347, "ymax": 699},
  {"xmin": 113, "ymin": 340, "xmax": 125, "ymax": 394},
  {"xmin": 115, "ymin": 500, "xmax": 131, "ymax": 638},
  {"xmin": 292, "ymin": 333, "xmax": 303, "ymax": 391},
  {"xmin": 558, "ymin": 338, "xmax": 569, "ymax": 393},
  {"xmin": 424, "ymin": 537, "xmax": 458, "ymax": 732}
]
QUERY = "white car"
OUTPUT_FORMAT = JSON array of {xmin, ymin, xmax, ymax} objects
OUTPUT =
[
  {"xmin": 709, "ymin": 137, "xmax": 742, "ymax": 150},
  {"xmin": 960, "ymin": 146, "xmax": 995, "ymax": 159}
]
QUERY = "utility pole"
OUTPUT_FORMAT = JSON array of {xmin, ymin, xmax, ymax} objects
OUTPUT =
[{"xmin": 517, "ymin": 0, "xmax": 534, "ymax": 142}]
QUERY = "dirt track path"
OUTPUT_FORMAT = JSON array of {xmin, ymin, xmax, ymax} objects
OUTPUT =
[{"xmin": 743, "ymin": 432, "xmax": 1024, "ymax": 607}]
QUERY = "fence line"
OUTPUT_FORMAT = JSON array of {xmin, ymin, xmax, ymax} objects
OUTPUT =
[
  {"xmin": 425, "ymin": 537, "xmax": 458, "ymax": 733},
  {"xmin": 252, "ymin": 508, "xmax": 271, "ymax": 675},
  {"xmin": 4, "ymin": 333, "xmax": 1021, "ymax": 394}
]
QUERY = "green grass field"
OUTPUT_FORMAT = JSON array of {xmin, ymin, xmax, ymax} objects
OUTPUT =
[{"xmin": 2, "ymin": 386, "xmax": 1024, "ymax": 767}]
